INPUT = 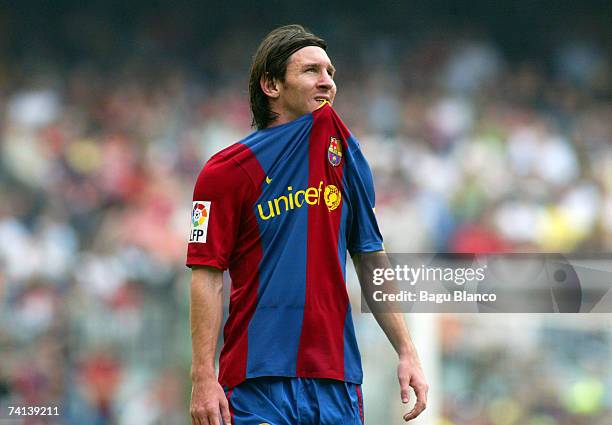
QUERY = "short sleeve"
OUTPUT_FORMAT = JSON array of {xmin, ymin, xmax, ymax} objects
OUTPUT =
[
  {"xmin": 186, "ymin": 156, "xmax": 251, "ymax": 270},
  {"xmin": 346, "ymin": 138, "xmax": 384, "ymax": 255}
]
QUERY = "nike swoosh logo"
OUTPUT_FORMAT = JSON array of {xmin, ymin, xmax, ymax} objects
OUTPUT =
[{"xmin": 266, "ymin": 176, "xmax": 272, "ymax": 184}]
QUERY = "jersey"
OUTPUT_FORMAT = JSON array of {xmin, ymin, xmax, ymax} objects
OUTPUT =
[{"xmin": 186, "ymin": 102, "xmax": 383, "ymax": 389}]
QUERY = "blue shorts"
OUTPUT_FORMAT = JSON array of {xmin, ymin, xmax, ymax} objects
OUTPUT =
[{"xmin": 225, "ymin": 377, "xmax": 364, "ymax": 425}]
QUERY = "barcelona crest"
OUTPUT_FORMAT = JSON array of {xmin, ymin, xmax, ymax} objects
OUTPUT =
[{"xmin": 327, "ymin": 137, "xmax": 342, "ymax": 167}]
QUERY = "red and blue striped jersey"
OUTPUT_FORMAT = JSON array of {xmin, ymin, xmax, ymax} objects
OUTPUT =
[{"xmin": 187, "ymin": 103, "xmax": 383, "ymax": 389}]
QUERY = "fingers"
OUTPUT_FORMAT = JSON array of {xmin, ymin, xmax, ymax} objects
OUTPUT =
[
  {"xmin": 403, "ymin": 401, "xmax": 425, "ymax": 422},
  {"xmin": 190, "ymin": 405, "xmax": 213, "ymax": 425},
  {"xmin": 190, "ymin": 382, "xmax": 228, "ymax": 425},
  {"xmin": 191, "ymin": 409, "xmax": 202, "ymax": 425},
  {"xmin": 191, "ymin": 412, "xmax": 207, "ymax": 425},
  {"xmin": 220, "ymin": 397, "xmax": 232, "ymax": 425},
  {"xmin": 414, "ymin": 381, "xmax": 428, "ymax": 409},
  {"xmin": 209, "ymin": 412, "xmax": 220, "ymax": 425},
  {"xmin": 193, "ymin": 413, "xmax": 210, "ymax": 425},
  {"xmin": 398, "ymin": 374, "xmax": 411, "ymax": 404},
  {"xmin": 403, "ymin": 383, "xmax": 428, "ymax": 422}
]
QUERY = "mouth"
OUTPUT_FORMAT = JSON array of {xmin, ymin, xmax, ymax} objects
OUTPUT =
[{"xmin": 315, "ymin": 96, "xmax": 330, "ymax": 104}]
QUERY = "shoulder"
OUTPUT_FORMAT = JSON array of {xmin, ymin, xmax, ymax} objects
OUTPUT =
[
  {"xmin": 194, "ymin": 142, "xmax": 257, "ymax": 197},
  {"xmin": 199, "ymin": 143, "xmax": 242, "ymax": 178}
]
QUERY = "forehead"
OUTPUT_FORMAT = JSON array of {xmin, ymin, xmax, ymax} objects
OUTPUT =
[{"xmin": 287, "ymin": 46, "xmax": 333, "ymax": 68}]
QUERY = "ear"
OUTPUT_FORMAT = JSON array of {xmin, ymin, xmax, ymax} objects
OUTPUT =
[{"xmin": 260, "ymin": 73, "xmax": 280, "ymax": 99}]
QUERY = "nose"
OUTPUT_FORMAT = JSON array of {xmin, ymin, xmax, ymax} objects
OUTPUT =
[{"xmin": 317, "ymin": 70, "xmax": 334, "ymax": 90}]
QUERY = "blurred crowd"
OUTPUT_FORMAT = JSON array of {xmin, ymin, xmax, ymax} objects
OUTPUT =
[
  {"xmin": 1, "ymin": 18, "xmax": 611, "ymax": 425},
  {"xmin": 440, "ymin": 316, "xmax": 612, "ymax": 425}
]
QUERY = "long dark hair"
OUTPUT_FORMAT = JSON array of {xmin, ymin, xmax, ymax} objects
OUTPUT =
[{"xmin": 249, "ymin": 24, "xmax": 327, "ymax": 129}]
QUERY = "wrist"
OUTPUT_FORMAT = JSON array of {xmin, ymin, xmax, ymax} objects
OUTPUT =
[
  {"xmin": 190, "ymin": 365, "xmax": 217, "ymax": 383},
  {"xmin": 397, "ymin": 345, "xmax": 419, "ymax": 362}
]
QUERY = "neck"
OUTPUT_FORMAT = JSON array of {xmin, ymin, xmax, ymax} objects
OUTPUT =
[{"xmin": 266, "ymin": 110, "xmax": 298, "ymax": 129}]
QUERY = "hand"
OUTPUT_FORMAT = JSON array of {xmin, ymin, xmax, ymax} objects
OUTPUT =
[
  {"xmin": 397, "ymin": 355, "xmax": 428, "ymax": 421},
  {"xmin": 190, "ymin": 378, "xmax": 232, "ymax": 425}
]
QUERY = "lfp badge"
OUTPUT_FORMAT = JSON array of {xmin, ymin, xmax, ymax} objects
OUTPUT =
[
  {"xmin": 328, "ymin": 137, "xmax": 342, "ymax": 167},
  {"xmin": 189, "ymin": 201, "xmax": 211, "ymax": 243}
]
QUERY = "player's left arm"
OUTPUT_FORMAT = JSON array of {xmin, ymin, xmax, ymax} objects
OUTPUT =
[{"xmin": 352, "ymin": 251, "xmax": 429, "ymax": 422}]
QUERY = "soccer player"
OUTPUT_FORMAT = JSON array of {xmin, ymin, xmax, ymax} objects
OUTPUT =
[{"xmin": 187, "ymin": 24, "xmax": 428, "ymax": 425}]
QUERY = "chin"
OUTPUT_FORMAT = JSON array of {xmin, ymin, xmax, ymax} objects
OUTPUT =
[{"xmin": 310, "ymin": 101, "xmax": 325, "ymax": 111}]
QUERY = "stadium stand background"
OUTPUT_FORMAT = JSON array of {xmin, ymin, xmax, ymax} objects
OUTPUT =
[{"xmin": 0, "ymin": 1, "xmax": 611, "ymax": 423}]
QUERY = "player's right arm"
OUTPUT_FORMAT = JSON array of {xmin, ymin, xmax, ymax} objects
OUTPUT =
[
  {"xmin": 187, "ymin": 146, "xmax": 254, "ymax": 424},
  {"xmin": 190, "ymin": 265, "xmax": 232, "ymax": 425}
]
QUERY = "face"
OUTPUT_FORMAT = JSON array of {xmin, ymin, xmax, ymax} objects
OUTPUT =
[{"xmin": 270, "ymin": 46, "xmax": 337, "ymax": 125}]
